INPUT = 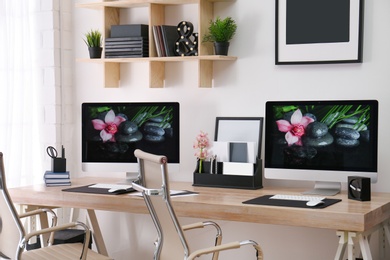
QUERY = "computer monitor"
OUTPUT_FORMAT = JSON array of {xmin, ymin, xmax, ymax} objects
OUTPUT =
[
  {"xmin": 264, "ymin": 100, "xmax": 378, "ymax": 196},
  {"xmin": 82, "ymin": 102, "xmax": 180, "ymax": 182}
]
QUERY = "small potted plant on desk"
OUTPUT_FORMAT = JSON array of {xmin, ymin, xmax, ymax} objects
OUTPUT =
[
  {"xmin": 203, "ymin": 16, "xmax": 237, "ymax": 56},
  {"xmin": 84, "ymin": 29, "xmax": 102, "ymax": 59}
]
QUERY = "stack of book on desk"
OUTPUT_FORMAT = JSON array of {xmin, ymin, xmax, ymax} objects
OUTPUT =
[
  {"xmin": 105, "ymin": 24, "xmax": 149, "ymax": 58},
  {"xmin": 44, "ymin": 171, "xmax": 71, "ymax": 186}
]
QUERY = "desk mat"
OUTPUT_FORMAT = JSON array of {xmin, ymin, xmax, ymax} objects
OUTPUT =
[
  {"xmin": 242, "ymin": 195, "xmax": 342, "ymax": 209},
  {"xmin": 62, "ymin": 184, "xmax": 135, "ymax": 195}
]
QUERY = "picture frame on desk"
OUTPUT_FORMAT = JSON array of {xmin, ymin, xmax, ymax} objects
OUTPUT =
[
  {"xmin": 214, "ymin": 117, "xmax": 263, "ymax": 159},
  {"xmin": 275, "ymin": 0, "xmax": 364, "ymax": 64}
]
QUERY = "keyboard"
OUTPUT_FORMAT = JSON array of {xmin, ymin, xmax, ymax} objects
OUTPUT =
[{"xmin": 270, "ymin": 194, "xmax": 325, "ymax": 202}]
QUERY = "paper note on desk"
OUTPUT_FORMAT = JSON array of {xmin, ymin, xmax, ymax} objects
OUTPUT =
[
  {"xmin": 223, "ymin": 162, "xmax": 254, "ymax": 176},
  {"xmin": 129, "ymin": 190, "xmax": 198, "ymax": 198}
]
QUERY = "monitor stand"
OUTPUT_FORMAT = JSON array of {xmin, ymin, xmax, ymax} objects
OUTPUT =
[{"xmin": 302, "ymin": 181, "xmax": 341, "ymax": 196}]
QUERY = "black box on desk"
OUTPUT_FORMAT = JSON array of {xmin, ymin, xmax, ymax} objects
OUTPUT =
[
  {"xmin": 348, "ymin": 176, "xmax": 371, "ymax": 201},
  {"xmin": 193, "ymin": 158, "xmax": 263, "ymax": 190},
  {"xmin": 111, "ymin": 24, "xmax": 148, "ymax": 38}
]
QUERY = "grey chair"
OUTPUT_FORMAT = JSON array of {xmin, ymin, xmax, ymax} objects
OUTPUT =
[
  {"xmin": 132, "ymin": 149, "xmax": 263, "ymax": 260},
  {"xmin": 0, "ymin": 152, "xmax": 112, "ymax": 260}
]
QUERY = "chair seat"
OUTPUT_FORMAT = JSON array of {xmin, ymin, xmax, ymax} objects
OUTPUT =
[{"xmin": 22, "ymin": 243, "xmax": 112, "ymax": 260}]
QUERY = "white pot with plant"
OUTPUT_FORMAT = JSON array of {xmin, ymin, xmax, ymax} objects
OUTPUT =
[
  {"xmin": 84, "ymin": 29, "xmax": 102, "ymax": 59},
  {"xmin": 203, "ymin": 16, "xmax": 237, "ymax": 56}
]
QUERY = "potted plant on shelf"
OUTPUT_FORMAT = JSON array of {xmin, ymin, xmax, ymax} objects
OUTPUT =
[
  {"xmin": 84, "ymin": 29, "xmax": 102, "ymax": 59},
  {"xmin": 203, "ymin": 16, "xmax": 237, "ymax": 56}
]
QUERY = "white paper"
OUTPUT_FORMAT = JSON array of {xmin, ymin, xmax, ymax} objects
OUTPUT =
[{"xmin": 223, "ymin": 162, "xmax": 254, "ymax": 176}]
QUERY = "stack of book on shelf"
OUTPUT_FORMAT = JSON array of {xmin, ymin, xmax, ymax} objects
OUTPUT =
[
  {"xmin": 44, "ymin": 171, "xmax": 71, "ymax": 186},
  {"xmin": 105, "ymin": 24, "xmax": 149, "ymax": 58},
  {"xmin": 152, "ymin": 25, "xmax": 179, "ymax": 57}
]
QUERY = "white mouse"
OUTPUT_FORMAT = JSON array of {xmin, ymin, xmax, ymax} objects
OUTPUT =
[
  {"xmin": 108, "ymin": 188, "xmax": 126, "ymax": 193},
  {"xmin": 306, "ymin": 200, "xmax": 325, "ymax": 207}
]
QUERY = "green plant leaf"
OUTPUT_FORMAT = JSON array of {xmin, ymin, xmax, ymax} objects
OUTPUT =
[
  {"xmin": 203, "ymin": 16, "xmax": 237, "ymax": 43},
  {"xmin": 84, "ymin": 29, "xmax": 102, "ymax": 47}
]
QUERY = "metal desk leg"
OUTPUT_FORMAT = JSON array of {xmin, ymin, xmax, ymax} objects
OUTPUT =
[
  {"xmin": 335, "ymin": 231, "xmax": 347, "ymax": 260},
  {"xmin": 86, "ymin": 209, "xmax": 109, "ymax": 256}
]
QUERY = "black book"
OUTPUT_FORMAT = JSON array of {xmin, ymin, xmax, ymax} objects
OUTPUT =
[
  {"xmin": 110, "ymin": 24, "xmax": 148, "ymax": 38},
  {"xmin": 161, "ymin": 25, "xmax": 179, "ymax": 57},
  {"xmin": 105, "ymin": 54, "xmax": 148, "ymax": 58},
  {"xmin": 105, "ymin": 37, "xmax": 146, "ymax": 42},
  {"xmin": 105, "ymin": 42, "xmax": 149, "ymax": 48},
  {"xmin": 105, "ymin": 47, "xmax": 146, "ymax": 53},
  {"xmin": 105, "ymin": 51, "xmax": 147, "ymax": 55}
]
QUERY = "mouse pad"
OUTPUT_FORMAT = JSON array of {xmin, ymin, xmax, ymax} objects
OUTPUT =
[
  {"xmin": 242, "ymin": 195, "xmax": 342, "ymax": 209},
  {"xmin": 62, "ymin": 184, "xmax": 135, "ymax": 195}
]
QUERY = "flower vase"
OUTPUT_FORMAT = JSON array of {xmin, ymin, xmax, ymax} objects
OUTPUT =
[{"xmin": 198, "ymin": 159, "xmax": 203, "ymax": 173}]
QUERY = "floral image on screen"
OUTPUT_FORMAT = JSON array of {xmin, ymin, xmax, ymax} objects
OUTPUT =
[
  {"xmin": 270, "ymin": 104, "xmax": 374, "ymax": 171},
  {"xmin": 83, "ymin": 104, "xmax": 179, "ymax": 163}
]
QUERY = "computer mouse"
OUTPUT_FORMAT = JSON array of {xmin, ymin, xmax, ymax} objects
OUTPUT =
[
  {"xmin": 108, "ymin": 188, "xmax": 126, "ymax": 193},
  {"xmin": 306, "ymin": 200, "xmax": 325, "ymax": 207}
]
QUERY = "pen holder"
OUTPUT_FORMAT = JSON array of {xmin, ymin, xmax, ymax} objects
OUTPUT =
[{"xmin": 52, "ymin": 158, "xmax": 66, "ymax": 172}]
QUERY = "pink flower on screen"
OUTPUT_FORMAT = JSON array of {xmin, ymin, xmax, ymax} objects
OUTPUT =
[
  {"xmin": 92, "ymin": 110, "xmax": 126, "ymax": 142},
  {"xmin": 276, "ymin": 109, "xmax": 314, "ymax": 146}
]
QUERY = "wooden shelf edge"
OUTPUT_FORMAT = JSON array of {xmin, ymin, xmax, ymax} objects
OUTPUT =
[
  {"xmin": 76, "ymin": 0, "xmax": 234, "ymax": 9},
  {"xmin": 76, "ymin": 55, "xmax": 237, "ymax": 63}
]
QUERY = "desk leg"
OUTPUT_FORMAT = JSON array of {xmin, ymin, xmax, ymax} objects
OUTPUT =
[
  {"xmin": 335, "ymin": 231, "xmax": 347, "ymax": 260},
  {"xmin": 381, "ymin": 221, "xmax": 390, "ymax": 259},
  {"xmin": 357, "ymin": 232, "xmax": 372, "ymax": 260},
  {"xmin": 86, "ymin": 209, "xmax": 109, "ymax": 256}
]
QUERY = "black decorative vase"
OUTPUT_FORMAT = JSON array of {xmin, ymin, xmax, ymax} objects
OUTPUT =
[
  {"xmin": 214, "ymin": 42, "xmax": 230, "ymax": 56},
  {"xmin": 88, "ymin": 47, "xmax": 103, "ymax": 59}
]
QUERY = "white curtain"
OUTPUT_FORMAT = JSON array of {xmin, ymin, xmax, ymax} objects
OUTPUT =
[{"xmin": 0, "ymin": 0, "xmax": 44, "ymax": 187}]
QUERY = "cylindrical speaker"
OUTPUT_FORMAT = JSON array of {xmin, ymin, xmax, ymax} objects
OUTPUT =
[{"xmin": 348, "ymin": 176, "xmax": 371, "ymax": 201}]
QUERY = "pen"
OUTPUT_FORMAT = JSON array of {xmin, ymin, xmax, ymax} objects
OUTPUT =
[{"xmin": 62, "ymin": 145, "xmax": 65, "ymax": 158}]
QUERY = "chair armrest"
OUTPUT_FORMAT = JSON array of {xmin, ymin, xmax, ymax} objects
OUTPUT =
[
  {"xmin": 187, "ymin": 240, "xmax": 263, "ymax": 260},
  {"xmin": 19, "ymin": 208, "xmax": 58, "ymax": 227},
  {"xmin": 19, "ymin": 208, "xmax": 56, "ymax": 219},
  {"xmin": 182, "ymin": 221, "xmax": 223, "ymax": 260},
  {"xmin": 21, "ymin": 221, "xmax": 91, "ymax": 260},
  {"xmin": 132, "ymin": 182, "xmax": 163, "ymax": 196},
  {"xmin": 19, "ymin": 208, "xmax": 58, "ymax": 245},
  {"xmin": 183, "ymin": 221, "xmax": 222, "ymax": 243}
]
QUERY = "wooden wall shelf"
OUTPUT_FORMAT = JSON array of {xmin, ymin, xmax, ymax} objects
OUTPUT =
[{"xmin": 76, "ymin": 0, "xmax": 236, "ymax": 88}]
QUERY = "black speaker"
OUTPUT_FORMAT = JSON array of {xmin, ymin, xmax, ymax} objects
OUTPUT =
[{"xmin": 348, "ymin": 176, "xmax": 371, "ymax": 201}]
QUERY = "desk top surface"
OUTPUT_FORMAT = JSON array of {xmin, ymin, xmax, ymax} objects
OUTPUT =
[{"xmin": 9, "ymin": 177, "xmax": 390, "ymax": 232}]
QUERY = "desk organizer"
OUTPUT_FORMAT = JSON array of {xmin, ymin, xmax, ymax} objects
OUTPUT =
[{"xmin": 193, "ymin": 158, "xmax": 263, "ymax": 190}]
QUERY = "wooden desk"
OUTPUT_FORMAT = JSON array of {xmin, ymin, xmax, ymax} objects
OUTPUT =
[{"xmin": 9, "ymin": 177, "xmax": 390, "ymax": 260}]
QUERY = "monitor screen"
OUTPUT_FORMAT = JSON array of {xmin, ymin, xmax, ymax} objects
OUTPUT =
[
  {"xmin": 264, "ymin": 100, "xmax": 378, "ymax": 195},
  {"xmin": 82, "ymin": 102, "xmax": 180, "ymax": 178}
]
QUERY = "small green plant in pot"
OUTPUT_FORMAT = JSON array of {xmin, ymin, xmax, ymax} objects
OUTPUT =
[
  {"xmin": 84, "ymin": 29, "xmax": 102, "ymax": 59},
  {"xmin": 203, "ymin": 16, "xmax": 237, "ymax": 56}
]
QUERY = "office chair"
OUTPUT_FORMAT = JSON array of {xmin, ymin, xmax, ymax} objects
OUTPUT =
[
  {"xmin": 133, "ymin": 149, "xmax": 263, "ymax": 260},
  {"xmin": 0, "ymin": 152, "xmax": 112, "ymax": 260}
]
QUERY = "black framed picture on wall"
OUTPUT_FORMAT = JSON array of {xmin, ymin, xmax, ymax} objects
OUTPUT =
[{"xmin": 275, "ymin": 0, "xmax": 364, "ymax": 65}]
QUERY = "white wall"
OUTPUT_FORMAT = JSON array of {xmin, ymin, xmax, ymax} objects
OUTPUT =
[{"xmin": 71, "ymin": 1, "xmax": 390, "ymax": 259}]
